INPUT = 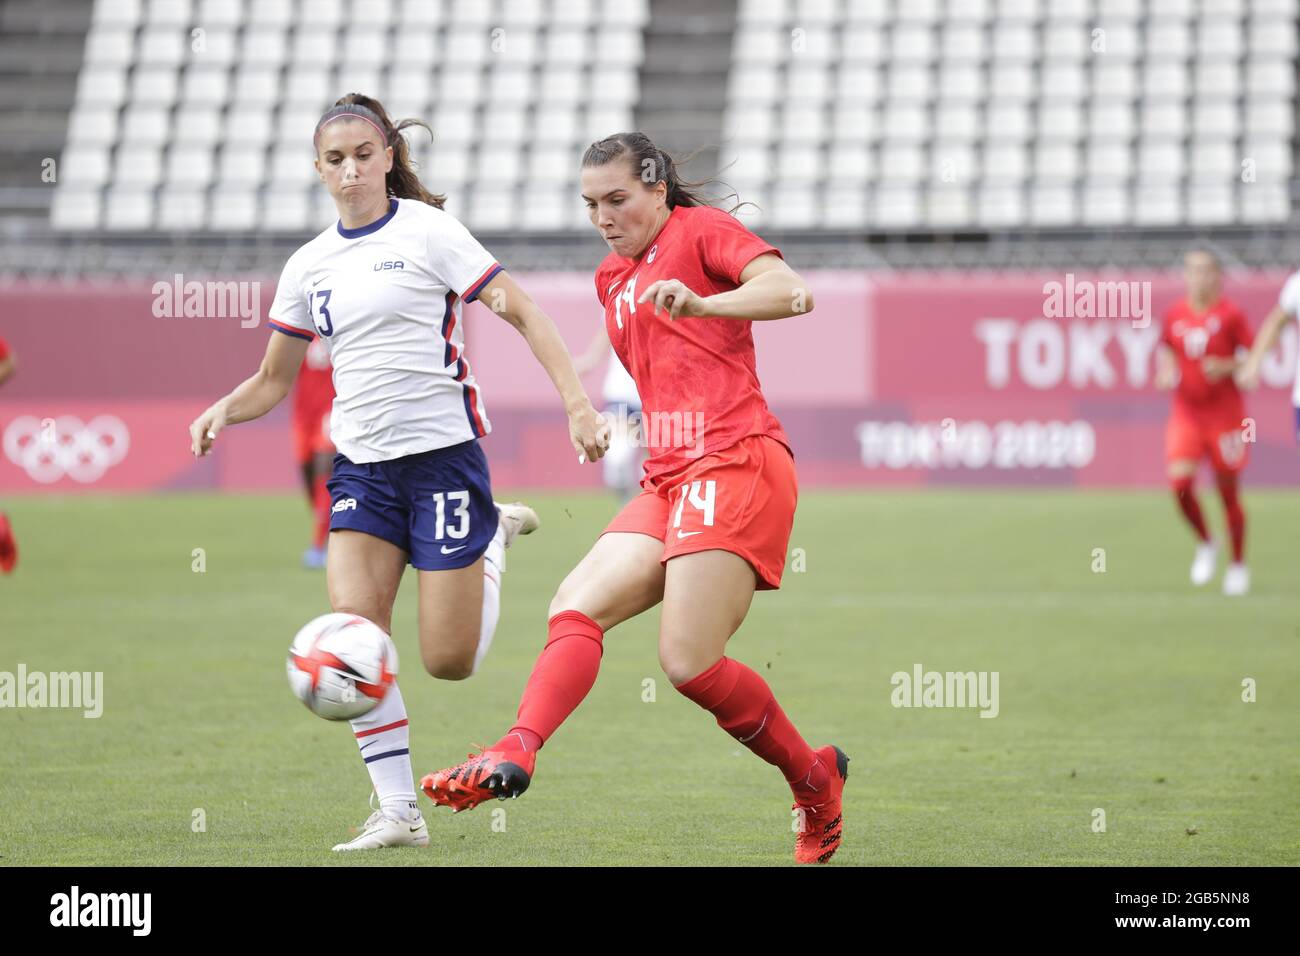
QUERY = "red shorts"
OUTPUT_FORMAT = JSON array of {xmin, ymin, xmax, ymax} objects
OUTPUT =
[
  {"xmin": 292, "ymin": 411, "xmax": 334, "ymax": 465},
  {"xmin": 602, "ymin": 434, "xmax": 798, "ymax": 590},
  {"xmin": 1165, "ymin": 403, "xmax": 1249, "ymax": 474}
]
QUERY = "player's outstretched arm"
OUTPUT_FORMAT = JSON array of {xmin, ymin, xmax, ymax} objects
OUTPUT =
[
  {"xmin": 638, "ymin": 253, "xmax": 815, "ymax": 322},
  {"xmin": 189, "ymin": 330, "xmax": 309, "ymax": 457},
  {"xmin": 572, "ymin": 323, "xmax": 611, "ymax": 377},
  {"xmin": 1238, "ymin": 305, "xmax": 1293, "ymax": 389},
  {"xmin": 1153, "ymin": 343, "xmax": 1179, "ymax": 390},
  {"xmin": 476, "ymin": 269, "xmax": 608, "ymax": 463},
  {"xmin": 0, "ymin": 350, "xmax": 16, "ymax": 388}
]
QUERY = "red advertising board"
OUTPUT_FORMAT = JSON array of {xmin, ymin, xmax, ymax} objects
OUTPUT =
[{"xmin": 1, "ymin": 269, "xmax": 1296, "ymax": 492}]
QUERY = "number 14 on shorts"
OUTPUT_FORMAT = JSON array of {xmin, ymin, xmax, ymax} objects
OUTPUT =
[{"xmin": 673, "ymin": 480, "xmax": 716, "ymax": 538}]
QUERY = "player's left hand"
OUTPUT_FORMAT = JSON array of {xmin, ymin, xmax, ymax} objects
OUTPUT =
[
  {"xmin": 638, "ymin": 278, "xmax": 707, "ymax": 321},
  {"xmin": 568, "ymin": 399, "xmax": 610, "ymax": 464}
]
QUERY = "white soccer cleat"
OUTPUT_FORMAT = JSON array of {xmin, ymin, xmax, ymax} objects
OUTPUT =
[
  {"xmin": 1222, "ymin": 563, "xmax": 1250, "ymax": 597},
  {"xmin": 495, "ymin": 501, "xmax": 540, "ymax": 548},
  {"xmin": 331, "ymin": 810, "xmax": 429, "ymax": 852},
  {"xmin": 1190, "ymin": 541, "xmax": 1217, "ymax": 587}
]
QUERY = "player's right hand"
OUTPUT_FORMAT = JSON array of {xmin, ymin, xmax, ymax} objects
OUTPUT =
[
  {"xmin": 188, "ymin": 404, "xmax": 227, "ymax": 457},
  {"xmin": 568, "ymin": 400, "xmax": 610, "ymax": 464}
]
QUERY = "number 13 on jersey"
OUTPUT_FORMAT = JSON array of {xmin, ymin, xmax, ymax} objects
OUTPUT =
[{"xmin": 309, "ymin": 289, "xmax": 334, "ymax": 337}]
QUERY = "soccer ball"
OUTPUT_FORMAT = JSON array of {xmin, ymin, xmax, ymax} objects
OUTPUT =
[{"xmin": 286, "ymin": 613, "xmax": 398, "ymax": 720}]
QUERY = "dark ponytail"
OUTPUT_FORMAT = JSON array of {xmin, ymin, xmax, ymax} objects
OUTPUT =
[
  {"xmin": 581, "ymin": 132, "xmax": 750, "ymax": 215},
  {"xmin": 315, "ymin": 93, "xmax": 446, "ymax": 209}
]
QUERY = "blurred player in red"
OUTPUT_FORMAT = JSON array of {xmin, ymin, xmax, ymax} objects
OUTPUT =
[
  {"xmin": 0, "ymin": 335, "xmax": 17, "ymax": 573},
  {"xmin": 1154, "ymin": 249, "xmax": 1253, "ymax": 596},
  {"xmin": 421, "ymin": 133, "xmax": 848, "ymax": 864},
  {"xmin": 293, "ymin": 336, "xmax": 335, "ymax": 569}
]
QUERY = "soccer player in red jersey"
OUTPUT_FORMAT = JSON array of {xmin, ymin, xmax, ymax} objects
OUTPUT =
[
  {"xmin": 293, "ymin": 336, "xmax": 336, "ymax": 569},
  {"xmin": 0, "ymin": 335, "xmax": 17, "ymax": 573},
  {"xmin": 421, "ymin": 133, "xmax": 848, "ymax": 864},
  {"xmin": 1155, "ymin": 249, "xmax": 1253, "ymax": 596}
]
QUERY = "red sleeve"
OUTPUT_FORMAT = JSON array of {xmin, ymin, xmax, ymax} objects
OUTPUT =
[
  {"xmin": 0, "ymin": 337, "xmax": 9, "ymax": 361},
  {"xmin": 695, "ymin": 207, "xmax": 782, "ymax": 286}
]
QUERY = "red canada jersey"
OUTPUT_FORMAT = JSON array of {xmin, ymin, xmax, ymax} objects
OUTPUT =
[
  {"xmin": 293, "ymin": 335, "xmax": 334, "ymax": 424},
  {"xmin": 0, "ymin": 336, "xmax": 9, "ymax": 360},
  {"xmin": 594, "ymin": 204, "xmax": 790, "ymax": 486},
  {"xmin": 1159, "ymin": 297, "xmax": 1253, "ymax": 410}
]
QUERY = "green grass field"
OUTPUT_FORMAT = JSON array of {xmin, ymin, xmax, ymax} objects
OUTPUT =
[{"xmin": 2, "ymin": 488, "xmax": 1298, "ymax": 866}]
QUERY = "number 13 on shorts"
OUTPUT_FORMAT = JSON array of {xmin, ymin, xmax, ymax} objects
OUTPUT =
[
  {"xmin": 672, "ymin": 480, "xmax": 716, "ymax": 536},
  {"xmin": 433, "ymin": 490, "xmax": 470, "ymax": 539}
]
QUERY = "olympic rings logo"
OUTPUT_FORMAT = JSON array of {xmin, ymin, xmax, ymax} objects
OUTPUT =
[{"xmin": 3, "ymin": 415, "xmax": 130, "ymax": 484}]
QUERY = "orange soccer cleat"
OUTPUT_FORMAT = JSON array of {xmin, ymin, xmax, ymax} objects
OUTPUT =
[
  {"xmin": 793, "ymin": 745, "xmax": 849, "ymax": 864},
  {"xmin": 420, "ymin": 746, "xmax": 536, "ymax": 812}
]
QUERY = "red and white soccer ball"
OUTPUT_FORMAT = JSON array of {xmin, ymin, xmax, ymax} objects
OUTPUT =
[{"xmin": 286, "ymin": 613, "xmax": 398, "ymax": 720}]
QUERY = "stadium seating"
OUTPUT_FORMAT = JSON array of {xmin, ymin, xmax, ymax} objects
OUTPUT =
[
  {"xmin": 55, "ymin": 0, "xmax": 646, "ymax": 232},
  {"xmin": 720, "ymin": 0, "xmax": 1297, "ymax": 229},
  {"xmin": 47, "ymin": 0, "xmax": 1300, "ymax": 234}
]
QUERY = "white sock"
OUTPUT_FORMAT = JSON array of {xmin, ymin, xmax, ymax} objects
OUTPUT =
[
  {"xmin": 349, "ymin": 681, "xmax": 418, "ymax": 821},
  {"xmin": 473, "ymin": 523, "xmax": 506, "ymax": 674}
]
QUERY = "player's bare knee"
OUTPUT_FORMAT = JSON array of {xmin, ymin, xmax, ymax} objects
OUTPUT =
[
  {"xmin": 548, "ymin": 566, "xmax": 589, "ymax": 615},
  {"xmin": 549, "ymin": 580, "xmax": 595, "ymax": 621},
  {"xmin": 658, "ymin": 647, "xmax": 705, "ymax": 687},
  {"xmin": 421, "ymin": 649, "xmax": 474, "ymax": 681}
]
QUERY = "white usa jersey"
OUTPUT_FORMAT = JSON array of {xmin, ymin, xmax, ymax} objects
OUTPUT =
[
  {"xmin": 267, "ymin": 197, "xmax": 501, "ymax": 463},
  {"xmin": 601, "ymin": 345, "xmax": 641, "ymax": 407},
  {"xmin": 1277, "ymin": 269, "xmax": 1300, "ymax": 406}
]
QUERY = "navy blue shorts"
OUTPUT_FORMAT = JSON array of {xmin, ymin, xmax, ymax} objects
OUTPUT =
[{"xmin": 327, "ymin": 439, "xmax": 499, "ymax": 571}]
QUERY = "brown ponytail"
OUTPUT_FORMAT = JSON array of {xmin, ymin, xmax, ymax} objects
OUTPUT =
[
  {"xmin": 316, "ymin": 93, "xmax": 446, "ymax": 209},
  {"xmin": 581, "ymin": 132, "xmax": 751, "ymax": 215}
]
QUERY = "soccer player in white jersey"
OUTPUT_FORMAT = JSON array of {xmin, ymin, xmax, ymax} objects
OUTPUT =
[
  {"xmin": 1239, "ymin": 268, "xmax": 1300, "ymax": 446},
  {"xmin": 573, "ymin": 325, "xmax": 645, "ymax": 503},
  {"xmin": 187, "ymin": 94, "xmax": 607, "ymax": 851}
]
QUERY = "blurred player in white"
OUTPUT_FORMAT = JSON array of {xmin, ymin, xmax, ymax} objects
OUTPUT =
[
  {"xmin": 573, "ymin": 325, "xmax": 645, "ymax": 503},
  {"xmin": 187, "ymin": 94, "xmax": 606, "ymax": 851},
  {"xmin": 1239, "ymin": 268, "xmax": 1300, "ymax": 447}
]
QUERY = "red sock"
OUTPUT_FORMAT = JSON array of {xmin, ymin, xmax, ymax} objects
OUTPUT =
[
  {"xmin": 1172, "ymin": 476, "xmax": 1209, "ymax": 541},
  {"xmin": 491, "ymin": 611, "xmax": 604, "ymax": 752},
  {"xmin": 674, "ymin": 657, "xmax": 824, "ymax": 795},
  {"xmin": 312, "ymin": 475, "xmax": 331, "ymax": 548},
  {"xmin": 1216, "ymin": 472, "xmax": 1246, "ymax": 562}
]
